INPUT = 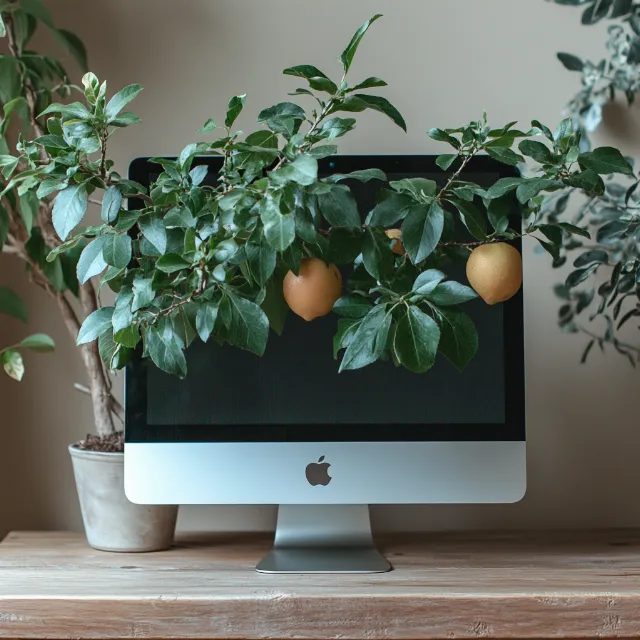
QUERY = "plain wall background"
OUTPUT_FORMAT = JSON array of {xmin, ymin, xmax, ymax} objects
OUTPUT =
[{"xmin": 1, "ymin": 0, "xmax": 638, "ymax": 538}]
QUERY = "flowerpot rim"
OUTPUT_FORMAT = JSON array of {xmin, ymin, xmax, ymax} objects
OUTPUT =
[{"xmin": 68, "ymin": 443, "xmax": 124, "ymax": 462}]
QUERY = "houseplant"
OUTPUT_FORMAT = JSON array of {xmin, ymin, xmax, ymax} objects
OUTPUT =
[
  {"xmin": 0, "ymin": 286, "xmax": 54, "ymax": 380},
  {"xmin": 0, "ymin": 1, "xmax": 177, "ymax": 552},
  {"xmin": 7, "ymin": 13, "xmax": 632, "ymax": 378},
  {"xmin": 545, "ymin": 0, "xmax": 640, "ymax": 363}
]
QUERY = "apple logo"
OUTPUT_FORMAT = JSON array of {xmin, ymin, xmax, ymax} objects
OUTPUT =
[{"xmin": 305, "ymin": 456, "xmax": 332, "ymax": 486}]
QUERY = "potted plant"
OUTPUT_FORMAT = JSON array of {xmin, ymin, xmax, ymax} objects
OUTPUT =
[
  {"xmin": 0, "ymin": 286, "xmax": 54, "ymax": 379},
  {"xmin": 0, "ymin": 1, "xmax": 177, "ymax": 552},
  {"xmin": 545, "ymin": 0, "xmax": 640, "ymax": 364}
]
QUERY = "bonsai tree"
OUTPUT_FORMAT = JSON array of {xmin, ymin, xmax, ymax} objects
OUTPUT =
[
  {"xmin": 4, "ymin": 13, "xmax": 634, "ymax": 380},
  {"xmin": 545, "ymin": 0, "xmax": 640, "ymax": 364},
  {"xmin": 0, "ymin": 2, "xmax": 123, "ymax": 442},
  {"xmin": 0, "ymin": 286, "xmax": 54, "ymax": 379}
]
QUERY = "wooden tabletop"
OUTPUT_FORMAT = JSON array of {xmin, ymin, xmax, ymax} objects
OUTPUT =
[{"xmin": 1, "ymin": 530, "xmax": 640, "ymax": 639}]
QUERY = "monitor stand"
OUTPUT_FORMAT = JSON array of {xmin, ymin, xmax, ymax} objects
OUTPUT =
[{"xmin": 255, "ymin": 505, "xmax": 391, "ymax": 574}]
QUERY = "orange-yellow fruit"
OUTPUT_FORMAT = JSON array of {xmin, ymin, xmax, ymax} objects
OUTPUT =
[
  {"xmin": 466, "ymin": 242, "xmax": 523, "ymax": 305},
  {"xmin": 385, "ymin": 228, "xmax": 406, "ymax": 255},
  {"xmin": 283, "ymin": 257, "xmax": 343, "ymax": 321}
]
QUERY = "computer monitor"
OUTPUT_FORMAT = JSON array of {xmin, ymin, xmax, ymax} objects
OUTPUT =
[{"xmin": 125, "ymin": 155, "xmax": 526, "ymax": 573}]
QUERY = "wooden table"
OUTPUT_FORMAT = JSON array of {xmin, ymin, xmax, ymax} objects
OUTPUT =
[{"xmin": 1, "ymin": 530, "xmax": 640, "ymax": 639}]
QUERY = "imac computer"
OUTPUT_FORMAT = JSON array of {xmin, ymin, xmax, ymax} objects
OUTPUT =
[{"xmin": 125, "ymin": 155, "xmax": 526, "ymax": 573}]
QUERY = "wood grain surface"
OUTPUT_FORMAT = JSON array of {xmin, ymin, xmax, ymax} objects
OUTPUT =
[{"xmin": 1, "ymin": 530, "xmax": 640, "ymax": 639}]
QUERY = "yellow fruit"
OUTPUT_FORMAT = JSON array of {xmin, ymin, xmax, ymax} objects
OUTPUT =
[
  {"xmin": 385, "ymin": 228, "xmax": 406, "ymax": 255},
  {"xmin": 466, "ymin": 242, "xmax": 523, "ymax": 305},
  {"xmin": 283, "ymin": 257, "xmax": 343, "ymax": 321}
]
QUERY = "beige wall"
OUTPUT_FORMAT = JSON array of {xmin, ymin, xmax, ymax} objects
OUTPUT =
[{"xmin": 1, "ymin": 0, "xmax": 638, "ymax": 538}]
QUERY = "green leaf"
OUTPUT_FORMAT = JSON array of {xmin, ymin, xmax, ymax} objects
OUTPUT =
[
  {"xmin": 333, "ymin": 296, "xmax": 373, "ymax": 319},
  {"xmin": 362, "ymin": 227, "xmax": 394, "ymax": 281},
  {"xmin": 308, "ymin": 76, "xmax": 339, "ymax": 94},
  {"xmin": 101, "ymin": 186, "xmax": 122, "ymax": 224},
  {"xmin": 309, "ymin": 144, "xmax": 338, "ymax": 159},
  {"xmin": 578, "ymin": 147, "xmax": 634, "ymax": 175},
  {"xmin": 131, "ymin": 277, "xmax": 155, "ymax": 312},
  {"xmin": 428, "ymin": 128, "xmax": 461, "ymax": 149},
  {"xmin": 394, "ymin": 306, "xmax": 440, "ymax": 373},
  {"xmin": 516, "ymin": 178, "xmax": 561, "ymax": 203},
  {"xmin": 19, "ymin": 333, "xmax": 55, "ymax": 353},
  {"xmin": 401, "ymin": 201, "xmax": 445, "ymax": 263},
  {"xmin": 109, "ymin": 112, "xmax": 141, "ymax": 127},
  {"xmin": 172, "ymin": 306, "xmax": 197, "ymax": 348},
  {"xmin": 436, "ymin": 307, "xmax": 478, "ymax": 371},
  {"xmin": 138, "ymin": 213, "xmax": 167, "ymax": 255},
  {"xmin": 436, "ymin": 154, "xmax": 457, "ymax": 171},
  {"xmin": 316, "ymin": 117, "xmax": 356, "ymax": 141},
  {"xmin": 412, "ymin": 269, "xmax": 446, "ymax": 296},
  {"xmin": 557, "ymin": 222, "xmax": 591, "ymax": 238},
  {"xmin": 76, "ymin": 236, "xmax": 107, "ymax": 284},
  {"xmin": 426, "ymin": 281, "xmax": 477, "ymax": 306},
  {"xmin": 557, "ymin": 52, "xmax": 584, "ymax": 71},
  {"xmin": 2, "ymin": 350, "xmax": 24, "ymax": 382},
  {"xmin": 102, "ymin": 234, "xmax": 131, "ymax": 269},
  {"xmin": 258, "ymin": 101, "xmax": 306, "ymax": 124},
  {"xmin": 20, "ymin": 0, "xmax": 54, "ymax": 27},
  {"xmin": 189, "ymin": 165, "xmax": 208, "ymax": 186},
  {"xmin": 112, "ymin": 287, "xmax": 133, "ymax": 335},
  {"xmin": 224, "ymin": 94, "xmax": 247, "ymax": 129},
  {"xmin": 368, "ymin": 191, "xmax": 414, "ymax": 227},
  {"xmin": 19, "ymin": 191, "xmax": 37, "ymax": 234},
  {"xmin": 0, "ymin": 287, "xmax": 27, "ymax": 323},
  {"xmin": 76, "ymin": 306, "xmax": 114, "ymax": 345},
  {"xmin": 349, "ymin": 94, "xmax": 407, "ymax": 132},
  {"xmin": 326, "ymin": 168, "xmax": 387, "ymax": 183},
  {"xmin": 486, "ymin": 146, "xmax": 524, "ymax": 166},
  {"xmin": 196, "ymin": 301, "xmax": 219, "ymax": 342},
  {"xmin": 105, "ymin": 83, "xmax": 143, "ymax": 120},
  {"xmin": 574, "ymin": 249, "xmax": 609, "ymax": 268},
  {"xmin": 564, "ymin": 169, "xmax": 605, "ymax": 194},
  {"xmin": 156, "ymin": 253, "xmax": 190, "ymax": 273},
  {"xmin": 198, "ymin": 118, "xmax": 217, "ymax": 134},
  {"xmin": 333, "ymin": 317, "xmax": 360, "ymax": 359},
  {"xmin": 0, "ymin": 14, "xmax": 5, "ymax": 38},
  {"xmin": 317, "ymin": 185, "xmax": 361, "ymax": 229},
  {"xmin": 486, "ymin": 177, "xmax": 523, "ymax": 199},
  {"xmin": 350, "ymin": 77, "xmax": 388, "ymax": 91},
  {"xmin": 566, "ymin": 264, "xmax": 600, "ymax": 289},
  {"xmin": 269, "ymin": 154, "xmax": 318, "ymax": 187},
  {"xmin": 262, "ymin": 277, "xmax": 289, "ymax": 336},
  {"xmin": 390, "ymin": 177, "xmax": 437, "ymax": 199},
  {"xmin": 39, "ymin": 101, "xmax": 90, "ymax": 120},
  {"xmin": 146, "ymin": 324, "xmax": 187, "ymax": 378},
  {"xmin": 53, "ymin": 29, "xmax": 88, "ymax": 71},
  {"xmin": 260, "ymin": 196, "xmax": 296, "ymax": 252},
  {"xmin": 246, "ymin": 242, "xmax": 277, "ymax": 286},
  {"xmin": 518, "ymin": 139, "xmax": 554, "ymax": 164},
  {"xmin": 226, "ymin": 292, "xmax": 270, "ymax": 356},
  {"xmin": 52, "ymin": 184, "xmax": 88, "ymax": 241},
  {"xmin": 340, "ymin": 14, "xmax": 383, "ymax": 75},
  {"xmin": 450, "ymin": 199, "xmax": 487, "ymax": 240},
  {"xmin": 283, "ymin": 65, "xmax": 329, "ymax": 80},
  {"xmin": 0, "ymin": 155, "xmax": 19, "ymax": 179},
  {"xmin": 339, "ymin": 304, "xmax": 391, "ymax": 372}
]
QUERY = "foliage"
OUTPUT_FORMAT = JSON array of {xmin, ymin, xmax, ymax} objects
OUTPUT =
[
  {"xmin": 546, "ymin": 0, "xmax": 640, "ymax": 364},
  {"xmin": 4, "ymin": 15, "xmax": 632, "ymax": 378},
  {"xmin": 0, "ymin": 0, "xmax": 121, "ymax": 436},
  {"xmin": 0, "ymin": 286, "xmax": 54, "ymax": 381}
]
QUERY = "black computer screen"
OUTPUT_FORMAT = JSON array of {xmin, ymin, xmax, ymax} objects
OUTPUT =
[{"xmin": 127, "ymin": 155, "xmax": 525, "ymax": 443}]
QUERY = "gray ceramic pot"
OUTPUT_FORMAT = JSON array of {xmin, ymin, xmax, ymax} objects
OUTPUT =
[{"xmin": 69, "ymin": 445, "xmax": 178, "ymax": 552}]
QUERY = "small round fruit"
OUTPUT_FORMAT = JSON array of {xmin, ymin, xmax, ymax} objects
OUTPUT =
[
  {"xmin": 283, "ymin": 257, "xmax": 343, "ymax": 321},
  {"xmin": 466, "ymin": 242, "xmax": 523, "ymax": 305},
  {"xmin": 385, "ymin": 228, "xmax": 406, "ymax": 256}
]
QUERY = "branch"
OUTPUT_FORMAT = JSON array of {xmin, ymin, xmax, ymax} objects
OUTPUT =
[{"xmin": 74, "ymin": 383, "xmax": 125, "ymax": 424}]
